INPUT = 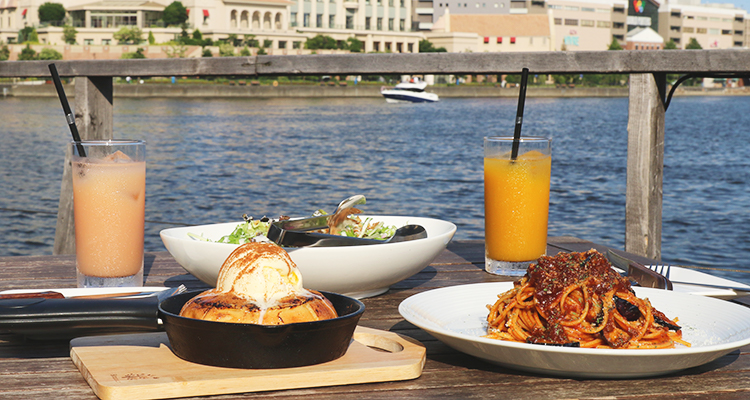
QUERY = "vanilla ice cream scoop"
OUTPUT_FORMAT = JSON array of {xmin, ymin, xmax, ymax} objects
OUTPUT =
[
  {"xmin": 216, "ymin": 242, "xmax": 305, "ymax": 307},
  {"xmin": 180, "ymin": 242, "xmax": 338, "ymax": 325}
]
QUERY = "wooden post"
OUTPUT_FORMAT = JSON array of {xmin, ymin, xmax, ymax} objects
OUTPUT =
[
  {"xmin": 53, "ymin": 76, "xmax": 114, "ymax": 255},
  {"xmin": 625, "ymin": 73, "xmax": 666, "ymax": 260}
]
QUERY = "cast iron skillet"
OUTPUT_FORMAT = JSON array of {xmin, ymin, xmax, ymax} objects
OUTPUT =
[
  {"xmin": 0, "ymin": 289, "xmax": 365, "ymax": 369},
  {"xmin": 159, "ymin": 290, "xmax": 365, "ymax": 369}
]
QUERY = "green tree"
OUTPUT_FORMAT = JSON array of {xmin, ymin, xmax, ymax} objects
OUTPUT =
[
  {"xmin": 305, "ymin": 35, "xmax": 337, "ymax": 50},
  {"xmin": 418, "ymin": 39, "xmax": 446, "ymax": 53},
  {"xmin": 257, "ymin": 47, "xmax": 267, "ymax": 55},
  {"xmin": 38, "ymin": 47, "xmax": 63, "ymax": 60},
  {"xmin": 38, "ymin": 2, "xmax": 66, "ymax": 26},
  {"xmin": 240, "ymin": 46, "xmax": 251, "ymax": 56},
  {"xmin": 17, "ymin": 44, "xmax": 37, "ymax": 60},
  {"xmin": 607, "ymin": 37, "xmax": 623, "ymax": 50},
  {"xmin": 0, "ymin": 45, "xmax": 10, "ymax": 61},
  {"xmin": 664, "ymin": 39, "xmax": 677, "ymax": 49},
  {"xmin": 686, "ymin": 37, "xmax": 702, "ymax": 49},
  {"xmin": 113, "ymin": 27, "xmax": 144, "ymax": 44},
  {"xmin": 347, "ymin": 37, "xmax": 363, "ymax": 53},
  {"xmin": 193, "ymin": 29, "xmax": 202, "ymax": 41},
  {"xmin": 148, "ymin": 31, "xmax": 155, "ymax": 45},
  {"xmin": 162, "ymin": 1, "xmax": 188, "ymax": 26},
  {"xmin": 19, "ymin": 27, "xmax": 38, "ymax": 43},
  {"xmin": 63, "ymin": 25, "xmax": 77, "ymax": 44},
  {"xmin": 218, "ymin": 42, "xmax": 235, "ymax": 56},
  {"xmin": 202, "ymin": 47, "xmax": 213, "ymax": 57},
  {"xmin": 121, "ymin": 47, "xmax": 146, "ymax": 59}
]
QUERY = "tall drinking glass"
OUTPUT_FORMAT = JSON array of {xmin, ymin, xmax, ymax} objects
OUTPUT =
[
  {"xmin": 70, "ymin": 140, "xmax": 146, "ymax": 287},
  {"xmin": 484, "ymin": 136, "xmax": 551, "ymax": 275}
]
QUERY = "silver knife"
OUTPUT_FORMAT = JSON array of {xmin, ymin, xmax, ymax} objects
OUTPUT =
[{"xmin": 607, "ymin": 250, "xmax": 672, "ymax": 290}]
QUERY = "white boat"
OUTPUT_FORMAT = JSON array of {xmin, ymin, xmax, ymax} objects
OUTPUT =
[{"xmin": 380, "ymin": 78, "xmax": 439, "ymax": 103}]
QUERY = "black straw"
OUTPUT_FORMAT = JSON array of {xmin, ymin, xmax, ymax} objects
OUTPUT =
[
  {"xmin": 511, "ymin": 68, "xmax": 530, "ymax": 160},
  {"xmin": 48, "ymin": 63, "xmax": 86, "ymax": 157}
]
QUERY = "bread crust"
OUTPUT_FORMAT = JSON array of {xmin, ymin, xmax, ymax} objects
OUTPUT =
[{"xmin": 179, "ymin": 289, "xmax": 338, "ymax": 325}]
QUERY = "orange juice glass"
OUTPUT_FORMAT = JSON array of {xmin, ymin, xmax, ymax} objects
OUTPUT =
[
  {"xmin": 484, "ymin": 136, "xmax": 551, "ymax": 275},
  {"xmin": 70, "ymin": 140, "xmax": 146, "ymax": 287}
]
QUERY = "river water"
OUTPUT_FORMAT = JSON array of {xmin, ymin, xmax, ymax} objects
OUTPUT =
[{"xmin": 1, "ymin": 94, "xmax": 749, "ymax": 284}]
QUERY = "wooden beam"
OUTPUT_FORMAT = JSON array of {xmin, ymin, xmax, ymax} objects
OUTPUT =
[
  {"xmin": 53, "ymin": 77, "xmax": 114, "ymax": 255},
  {"xmin": 625, "ymin": 73, "xmax": 666, "ymax": 260},
  {"xmin": 2, "ymin": 50, "xmax": 750, "ymax": 78}
]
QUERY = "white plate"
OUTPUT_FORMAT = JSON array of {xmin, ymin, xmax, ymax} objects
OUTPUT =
[
  {"xmin": 399, "ymin": 282, "xmax": 750, "ymax": 378},
  {"xmin": 668, "ymin": 266, "xmax": 750, "ymax": 299},
  {"xmin": 160, "ymin": 215, "xmax": 456, "ymax": 299}
]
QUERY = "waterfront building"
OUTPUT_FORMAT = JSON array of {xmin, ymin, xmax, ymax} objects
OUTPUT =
[
  {"xmin": 547, "ymin": 0, "xmax": 628, "ymax": 50},
  {"xmin": 655, "ymin": 0, "xmax": 746, "ymax": 49},
  {"xmin": 625, "ymin": 25, "xmax": 663, "ymax": 49},
  {"xmin": 0, "ymin": 0, "xmax": 422, "ymax": 53},
  {"xmin": 426, "ymin": 10, "xmax": 553, "ymax": 52}
]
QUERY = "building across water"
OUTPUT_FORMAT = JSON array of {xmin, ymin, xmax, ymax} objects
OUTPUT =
[{"xmin": 0, "ymin": 0, "xmax": 746, "ymax": 55}]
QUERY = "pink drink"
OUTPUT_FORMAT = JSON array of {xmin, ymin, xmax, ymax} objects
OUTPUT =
[{"xmin": 71, "ymin": 141, "xmax": 145, "ymax": 287}]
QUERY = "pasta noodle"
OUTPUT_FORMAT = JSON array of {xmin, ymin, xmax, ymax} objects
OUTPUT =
[{"xmin": 485, "ymin": 250, "xmax": 690, "ymax": 349}]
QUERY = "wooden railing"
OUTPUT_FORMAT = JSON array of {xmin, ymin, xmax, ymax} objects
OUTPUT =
[{"xmin": 2, "ymin": 50, "xmax": 750, "ymax": 259}]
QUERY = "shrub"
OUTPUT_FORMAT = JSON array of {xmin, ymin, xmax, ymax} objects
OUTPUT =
[
  {"xmin": 63, "ymin": 25, "xmax": 77, "ymax": 44},
  {"xmin": 122, "ymin": 47, "xmax": 146, "ymax": 59},
  {"xmin": 38, "ymin": 47, "xmax": 63, "ymax": 60},
  {"xmin": 17, "ymin": 44, "xmax": 37, "ymax": 60},
  {"xmin": 114, "ymin": 27, "xmax": 144, "ymax": 44}
]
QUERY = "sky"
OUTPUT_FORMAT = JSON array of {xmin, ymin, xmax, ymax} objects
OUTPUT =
[{"xmin": 709, "ymin": 0, "xmax": 750, "ymax": 11}]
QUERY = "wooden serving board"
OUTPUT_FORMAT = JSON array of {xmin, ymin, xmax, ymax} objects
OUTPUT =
[{"xmin": 70, "ymin": 326, "xmax": 425, "ymax": 400}]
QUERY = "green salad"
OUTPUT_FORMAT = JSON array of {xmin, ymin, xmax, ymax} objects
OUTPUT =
[{"xmin": 188, "ymin": 213, "xmax": 397, "ymax": 244}]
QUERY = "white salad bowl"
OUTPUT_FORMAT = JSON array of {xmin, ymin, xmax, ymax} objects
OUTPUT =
[{"xmin": 160, "ymin": 215, "xmax": 457, "ymax": 298}]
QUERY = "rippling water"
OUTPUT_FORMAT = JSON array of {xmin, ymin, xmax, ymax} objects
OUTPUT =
[{"xmin": 1, "ymin": 94, "xmax": 749, "ymax": 283}]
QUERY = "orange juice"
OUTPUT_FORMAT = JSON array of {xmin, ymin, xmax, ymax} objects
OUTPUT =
[
  {"xmin": 484, "ymin": 150, "xmax": 551, "ymax": 263},
  {"xmin": 72, "ymin": 143, "xmax": 145, "ymax": 286}
]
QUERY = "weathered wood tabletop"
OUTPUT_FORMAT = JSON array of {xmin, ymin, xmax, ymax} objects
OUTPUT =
[{"xmin": 1, "ymin": 237, "xmax": 749, "ymax": 399}]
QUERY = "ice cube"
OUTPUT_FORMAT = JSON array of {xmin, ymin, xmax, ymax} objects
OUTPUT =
[{"xmin": 104, "ymin": 150, "xmax": 133, "ymax": 163}]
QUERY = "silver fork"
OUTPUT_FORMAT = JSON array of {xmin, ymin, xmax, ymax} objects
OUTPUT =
[{"xmin": 646, "ymin": 264, "xmax": 671, "ymax": 280}]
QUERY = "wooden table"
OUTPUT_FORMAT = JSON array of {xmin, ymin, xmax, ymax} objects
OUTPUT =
[{"xmin": 1, "ymin": 237, "xmax": 749, "ymax": 399}]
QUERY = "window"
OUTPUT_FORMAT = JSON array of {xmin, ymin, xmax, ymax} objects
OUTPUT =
[
  {"xmin": 709, "ymin": 28, "xmax": 720, "ymax": 35},
  {"xmin": 671, "ymin": 12, "xmax": 681, "ymax": 18},
  {"xmin": 564, "ymin": 6, "xmax": 578, "ymax": 11},
  {"xmin": 102, "ymin": 39, "xmax": 111, "ymax": 45},
  {"xmin": 373, "ymin": 41, "xmax": 380, "ymax": 51},
  {"xmin": 683, "ymin": 27, "xmax": 694, "ymax": 33},
  {"xmin": 278, "ymin": 40, "xmax": 287, "ymax": 48},
  {"xmin": 84, "ymin": 39, "xmax": 94, "ymax": 45},
  {"xmin": 582, "ymin": 7, "xmax": 594, "ymax": 12},
  {"xmin": 346, "ymin": 15, "xmax": 354, "ymax": 29},
  {"xmin": 613, "ymin": 22, "xmax": 624, "ymax": 29},
  {"xmin": 564, "ymin": 19, "xmax": 578, "ymax": 26},
  {"xmin": 613, "ymin": 6, "xmax": 624, "ymax": 13},
  {"xmin": 329, "ymin": 15, "xmax": 335, "ymax": 28},
  {"xmin": 388, "ymin": 0, "xmax": 392, "ymax": 5},
  {"xmin": 596, "ymin": 21, "xmax": 611, "ymax": 28},
  {"xmin": 400, "ymin": 19, "xmax": 404, "ymax": 30},
  {"xmin": 293, "ymin": 41, "xmax": 301, "ymax": 49},
  {"xmin": 377, "ymin": 17, "xmax": 382, "ymax": 30},
  {"xmin": 548, "ymin": 4, "xmax": 562, "ymax": 9},
  {"xmin": 317, "ymin": 14, "xmax": 323, "ymax": 27},
  {"xmin": 366, "ymin": 17, "xmax": 371, "ymax": 30},
  {"xmin": 303, "ymin": 13, "xmax": 310, "ymax": 27},
  {"xmin": 407, "ymin": 43, "xmax": 413, "ymax": 52},
  {"xmin": 91, "ymin": 10, "xmax": 137, "ymax": 28},
  {"xmin": 697, "ymin": 27, "xmax": 707, "ymax": 34},
  {"xmin": 581, "ymin": 20, "xmax": 594, "ymax": 27},
  {"xmin": 670, "ymin": 26, "xmax": 681, "ymax": 32},
  {"xmin": 388, "ymin": 18, "xmax": 394, "ymax": 31},
  {"xmin": 736, "ymin": 30, "xmax": 744, "ymax": 36},
  {"xmin": 291, "ymin": 12, "xmax": 297, "ymax": 25},
  {"xmin": 554, "ymin": 18, "xmax": 562, "ymax": 25}
]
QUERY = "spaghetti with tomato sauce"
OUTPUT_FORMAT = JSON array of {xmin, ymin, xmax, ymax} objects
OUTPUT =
[{"xmin": 485, "ymin": 250, "xmax": 690, "ymax": 349}]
